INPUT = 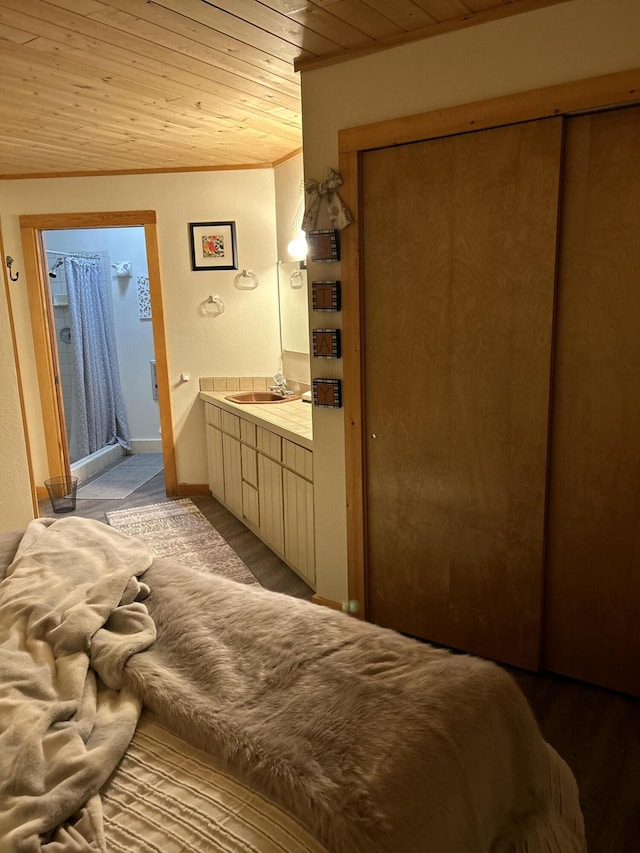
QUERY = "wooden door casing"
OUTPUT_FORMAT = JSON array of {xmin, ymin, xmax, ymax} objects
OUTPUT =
[{"xmin": 361, "ymin": 118, "xmax": 564, "ymax": 669}]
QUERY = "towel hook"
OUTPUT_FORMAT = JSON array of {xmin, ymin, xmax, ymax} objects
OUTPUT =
[{"xmin": 5, "ymin": 256, "xmax": 19, "ymax": 282}]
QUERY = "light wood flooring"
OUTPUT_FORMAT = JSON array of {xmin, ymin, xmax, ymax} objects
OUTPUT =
[
  {"xmin": 38, "ymin": 465, "xmax": 313, "ymax": 599},
  {"xmin": 38, "ymin": 462, "xmax": 640, "ymax": 852}
]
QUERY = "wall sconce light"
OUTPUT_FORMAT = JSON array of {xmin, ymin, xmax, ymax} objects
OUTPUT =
[{"xmin": 287, "ymin": 230, "xmax": 308, "ymax": 262}]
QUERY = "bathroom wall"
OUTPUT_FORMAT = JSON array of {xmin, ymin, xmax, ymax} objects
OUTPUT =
[
  {"xmin": 274, "ymin": 153, "xmax": 311, "ymax": 387},
  {"xmin": 274, "ymin": 152, "xmax": 304, "ymax": 261},
  {"xmin": 0, "ymin": 167, "xmax": 280, "ymax": 491}
]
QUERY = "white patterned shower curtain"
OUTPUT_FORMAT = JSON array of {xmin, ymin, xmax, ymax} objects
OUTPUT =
[{"xmin": 65, "ymin": 256, "xmax": 131, "ymax": 462}]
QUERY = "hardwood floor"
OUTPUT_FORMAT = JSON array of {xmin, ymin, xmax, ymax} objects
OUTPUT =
[
  {"xmin": 509, "ymin": 668, "xmax": 640, "ymax": 853},
  {"xmin": 38, "ymin": 464, "xmax": 313, "ymax": 599},
  {"xmin": 39, "ymin": 461, "xmax": 640, "ymax": 851}
]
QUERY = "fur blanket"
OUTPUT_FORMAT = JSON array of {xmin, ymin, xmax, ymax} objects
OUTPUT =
[
  {"xmin": 0, "ymin": 520, "xmax": 585, "ymax": 852},
  {"xmin": 123, "ymin": 558, "xmax": 586, "ymax": 853},
  {"xmin": 0, "ymin": 518, "xmax": 155, "ymax": 852}
]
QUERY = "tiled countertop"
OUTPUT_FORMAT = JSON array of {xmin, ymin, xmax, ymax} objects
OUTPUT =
[{"xmin": 199, "ymin": 391, "xmax": 313, "ymax": 450}]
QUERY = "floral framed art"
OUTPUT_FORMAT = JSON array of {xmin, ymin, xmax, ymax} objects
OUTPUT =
[{"xmin": 189, "ymin": 221, "xmax": 238, "ymax": 271}]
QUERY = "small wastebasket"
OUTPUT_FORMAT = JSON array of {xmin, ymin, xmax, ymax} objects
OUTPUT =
[{"xmin": 45, "ymin": 476, "xmax": 78, "ymax": 514}]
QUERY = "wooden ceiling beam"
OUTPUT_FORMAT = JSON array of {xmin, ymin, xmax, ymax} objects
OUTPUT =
[{"xmin": 295, "ymin": 0, "xmax": 572, "ymax": 71}]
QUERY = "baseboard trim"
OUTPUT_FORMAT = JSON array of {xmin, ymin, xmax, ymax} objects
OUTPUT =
[
  {"xmin": 176, "ymin": 483, "xmax": 210, "ymax": 496},
  {"xmin": 311, "ymin": 594, "xmax": 344, "ymax": 611}
]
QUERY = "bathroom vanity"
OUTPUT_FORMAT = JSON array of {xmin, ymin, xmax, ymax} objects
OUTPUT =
[{"xmin": 200, "ymin": 391, "xmax": 314, "ymax": 587}]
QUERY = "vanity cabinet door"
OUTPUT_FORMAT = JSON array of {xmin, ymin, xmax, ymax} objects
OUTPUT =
[
  {"xmin": 283, "ymin": 469, "xmax": 315, "ymax": 585},
  {"xmin": 258, "ymin": 454, "xmax": 284, "ymax": 554},
  {"xmin": 242, "ymin": 483, "xmax": 260, "ymax": 528},
  {"xmin": 203, "ymin": 401, "xmax": 314, "ymax": 586},
  {"xmin": 241, "ymin": 445, "xmax": 259, "ymax": 527},
  {"xmin": 206, "ymin": 423, "xmax": 225, "ymax": 502},
  {"xmin": 222, "ymin": 433, "xmax": 242, "ymax": 518}
]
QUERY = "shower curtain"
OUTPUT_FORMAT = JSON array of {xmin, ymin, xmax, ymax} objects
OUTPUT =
[{"xmin": 65, "ymin": 256, "xmax": 131, "ymax": 461}]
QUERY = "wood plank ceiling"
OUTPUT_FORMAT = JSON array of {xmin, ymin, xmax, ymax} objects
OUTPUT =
[{"xmin": 0, "ymin": 0, "xmax": 568, "ymax": 178}]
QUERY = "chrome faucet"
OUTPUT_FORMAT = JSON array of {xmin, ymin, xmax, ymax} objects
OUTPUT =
[{"xmin": 269, "ymin": 373, "xmax": 293, "ymax": 396}]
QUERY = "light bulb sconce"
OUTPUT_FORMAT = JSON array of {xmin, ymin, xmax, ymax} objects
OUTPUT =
[
  {"xmin": 287, "ymin": 231, "xmax": 308, "ymax": 263},
  {"xmin": 5, "ymin": 256, "xmax": 19, "ymax": 282}
]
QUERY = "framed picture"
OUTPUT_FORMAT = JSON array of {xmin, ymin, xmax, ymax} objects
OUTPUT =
[
  {"xmin": 189, "ymin": 221, "xmax": 238, "ymax": 271},
  {"xmin": 308, "ymin": 229, "xmax": 340, "ymax": 262}
]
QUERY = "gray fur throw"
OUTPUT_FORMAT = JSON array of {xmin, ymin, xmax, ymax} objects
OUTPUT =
[{"xmin": 122, "ymin": 559, "xmax": 585, "ymax": 853}]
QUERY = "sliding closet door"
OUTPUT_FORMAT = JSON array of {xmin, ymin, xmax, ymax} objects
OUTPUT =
[
  {"xmin": 361, "ymin": 118, "xmax": 563, "ymax": 669},
  {"xmin": 544, "ymin": 106, "xmax": 640, "ymax": 696}
]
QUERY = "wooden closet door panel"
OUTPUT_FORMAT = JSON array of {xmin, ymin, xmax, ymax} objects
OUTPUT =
[
  {"xmin": 544, "ymin": 107, "xmax": 640, "ymax": 696},
  {"xmin": 362, "ymin": 118, "xmax": 563, "ymax": 669}
]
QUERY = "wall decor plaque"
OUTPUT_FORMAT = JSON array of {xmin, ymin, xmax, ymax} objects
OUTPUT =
[
  {"xmin": 308, "ymin": 229, "xmax": 340, "ymax": 262},
  {"xmin": 312, "ymin": 280, "xmax": 341, "ymax": 311},
  {"xmin": 313, "ymin": 329, "xmax": 341, "ymax": 359},
  {"xmin": 312, "ymin": 378, "xmax": 342, "ymax": 408}
]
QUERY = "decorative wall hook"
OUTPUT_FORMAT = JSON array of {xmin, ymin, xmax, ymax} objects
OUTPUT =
[
  {"xmin": 111, "ymin": 261, "xmax": 132, "ymax": 278},
  {"xmin": 5, "ymin": 256, "xmax": 19, "ymax": 282}
]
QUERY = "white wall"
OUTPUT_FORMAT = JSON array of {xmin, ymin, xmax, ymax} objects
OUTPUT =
[
  {"xmin": 0, "ymin": 248, "xmax": 33, "ymax": 530},
  {"xmin": 274, "ymin": 153, "xmax": 304, "ymax": 261},
  {"xmin": 0, "ymin": 168, "xmax": 280, "ymax": 493},
  {"xmin": 274, "ymin": 152, "xmax": 311, "ymax": 370},
  {"xmin": 44, "ymin": 226, "xmax": 159, "ymax": 448},
  {"xmin": 301, "ymin": 0, "xmax": 640, "ymax": 603}
]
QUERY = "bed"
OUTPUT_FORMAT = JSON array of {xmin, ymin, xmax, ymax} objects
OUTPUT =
[{"xmin": 0, "ymin": 517, "xmax": 586, "ymax": 852}]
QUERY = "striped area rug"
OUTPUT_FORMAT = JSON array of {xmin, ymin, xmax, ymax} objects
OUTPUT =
[{"xmin": 106, "ymin": 498, "xmax": 259, "ymax": 585}]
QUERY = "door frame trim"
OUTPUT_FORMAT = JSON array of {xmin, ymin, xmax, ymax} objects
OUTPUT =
[
  {"xmin": 338, "ymin": 67, "xmax": 640, "ymax": 619},
  {"xmin": 18, "ymin": 209, "xmax": 177, "ymax": 498}
]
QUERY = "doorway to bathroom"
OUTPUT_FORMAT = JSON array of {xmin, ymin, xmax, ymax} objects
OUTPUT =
[
  {"xmin": 19, "ymin": 210, "xmax": 177, "ymax": 498},
  {"xmin": 43, "ymin": 226, "xmax": 158, "ymax": 481}
]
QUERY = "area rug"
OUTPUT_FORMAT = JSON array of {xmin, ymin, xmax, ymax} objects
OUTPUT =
[
  {"xmin": 76, "ymin": 453, "xmax": 164, "ymax": 500},
  {"xmin": 106, "ymin": 498, "xmax": 259, "ymax": 585}
]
